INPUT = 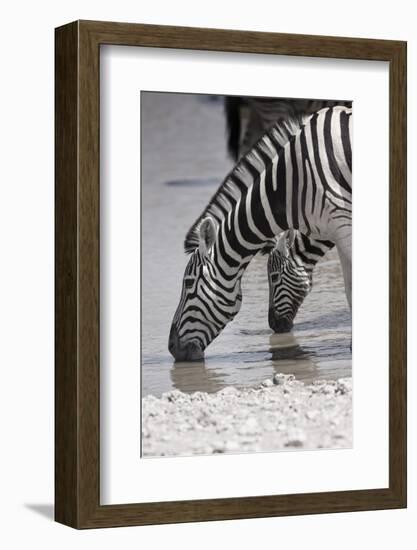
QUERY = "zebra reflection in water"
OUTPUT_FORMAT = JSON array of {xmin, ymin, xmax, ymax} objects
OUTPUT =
[{"xmin": 169, "ymin": 332, "xmax": 317, "ymax": 392}]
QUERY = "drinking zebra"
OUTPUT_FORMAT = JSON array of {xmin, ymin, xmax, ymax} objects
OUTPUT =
[
  {"xmin": 264, "ymin": 230, "xmax": 334, "ymax": 333},
  {"xmin": 168, "ymin": 106, "xmax": 352, "ymax": 361},
  {"xmin": 225, "ymin": 97, "xmax": 350, "ymax": 331}
]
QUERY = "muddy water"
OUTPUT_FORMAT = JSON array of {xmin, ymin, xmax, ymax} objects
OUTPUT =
[{"xmin": 141, "ymin": 92, "xmax": 351, "ymax": 398}]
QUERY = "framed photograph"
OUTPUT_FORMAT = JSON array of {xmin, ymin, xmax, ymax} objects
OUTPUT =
[{"xmin": 55, "ymin": 20, "xmax": 406, "ymax": 528}]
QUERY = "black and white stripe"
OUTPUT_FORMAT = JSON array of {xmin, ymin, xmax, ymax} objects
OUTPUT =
[
  {"xmin": 225, "ymin": 96, "xmax": 351, "ymax": 331},
  {"xmin": 169, "ymin": 106, "xmax": 352, "ymax": 360},
  {"xmin": 265, "ymin": 230, "xmax": 334, "ymax": 332},
  {"xmin": 225, "ymin": 96, "xmax": 352, "ymax": 161}
]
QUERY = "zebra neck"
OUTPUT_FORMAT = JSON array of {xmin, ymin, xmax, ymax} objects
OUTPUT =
[
  {"xmin": 211, "ymin": 201, "xmax": 275, "ymax": 283},
  {"xmin": 184, "ymin": 114, "xmax": 305, "ymax": 256},
  {"xmin": 291, "ymin": 233, "xmax": 334, "ymax": 270}
]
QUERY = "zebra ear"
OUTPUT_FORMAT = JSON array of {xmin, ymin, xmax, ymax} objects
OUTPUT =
[
  {"xmin": 286, "ymin": 229, "xmax": 296, "ymax": 248},
  {"xmin": 275, "ymin": 232, "xmax": 289, "ymax": 257},
  {"xmin": 199, "ymin": 217, "xmax": 216, "ymax": 255}
]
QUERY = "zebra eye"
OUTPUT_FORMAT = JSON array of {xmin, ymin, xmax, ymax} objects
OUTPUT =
[
  {"xmin": 184, "ymin": 278, "xmax": 194, "ymax": 289},
  {"xmin": 270, "ymin": 273, "xmax": 280, "ymax": 283}
]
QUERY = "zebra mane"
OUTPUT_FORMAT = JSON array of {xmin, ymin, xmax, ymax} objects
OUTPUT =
[
  {"xmin": 224, "ymin": 96, "xmax": 243, "ymax": 161},
  {"xmin": 184, "ymin": 111, "xmax": 308, "ymax": 254}
]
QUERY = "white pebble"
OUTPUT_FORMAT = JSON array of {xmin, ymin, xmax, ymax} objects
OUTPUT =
[
  {"xmin": 273, "ymin": 373, "xmax": 295, "ymax": 385},
  {"xmin": 218, "ymin": 386, "xmax": 238, "ymax": 396},
  {"xmin": 285, "ymin": 429, "xmax": 306, "ymax": 447}
]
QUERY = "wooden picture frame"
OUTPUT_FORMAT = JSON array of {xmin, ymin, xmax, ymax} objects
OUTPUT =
[{"xmin": 55, "ymin": 20, "xmax": 407, "ymax": 529}]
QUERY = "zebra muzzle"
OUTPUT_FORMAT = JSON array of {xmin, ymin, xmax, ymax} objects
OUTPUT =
[
  {"xmin": 168, "ymin": 326, "xmax": 204, "ymax": 362},
  {"xmin": 268, "ymin": 309, "xmax": 294, "ymax": 334}
]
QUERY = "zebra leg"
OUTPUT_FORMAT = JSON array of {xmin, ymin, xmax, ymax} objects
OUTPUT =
[{"xmin": 334, "ymin": 232, "xmax": 352, "ymax": 311}]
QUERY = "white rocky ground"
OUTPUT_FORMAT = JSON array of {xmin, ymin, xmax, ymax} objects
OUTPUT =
[{"xmin": 142, "ymin": 374, "xmax": 352, "ymax": 457}]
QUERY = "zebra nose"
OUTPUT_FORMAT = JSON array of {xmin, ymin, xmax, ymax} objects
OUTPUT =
[
  {"xmin": 168, "ymin": 326, "xmax": 204, "ymax": 361},
  {"xmin": 185, "ymin": 341, "xmax": 204, "ymax": 361},
  {"xmin": 268, "ymin": 309, "xmax": 293, "ymax": 334}
]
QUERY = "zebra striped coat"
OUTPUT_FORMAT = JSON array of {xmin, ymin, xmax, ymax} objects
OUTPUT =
[
  {"xmin": 168, "ymin": 106, "xmax": 352, "ymax": 360},
  {"xmin": 265, "ymin": 230, "xmax": 333, "ymax": 332},
  {"xmin": 225, "ymin": 97, "xmax": 351, "ymax": 331}
]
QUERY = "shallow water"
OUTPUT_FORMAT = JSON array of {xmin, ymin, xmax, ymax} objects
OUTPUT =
[{"xmin": 141, "ymin": 92, "xmax": 352, "ymax": 398}]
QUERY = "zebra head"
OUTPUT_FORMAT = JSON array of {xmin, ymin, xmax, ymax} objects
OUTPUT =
[
  {"xmin": 267, "ymin": 230, "xmax": 312, "ymax": 333},
  {"xmin": 168, "ymin": 217, "xmax": 243, "ymax": 361}
]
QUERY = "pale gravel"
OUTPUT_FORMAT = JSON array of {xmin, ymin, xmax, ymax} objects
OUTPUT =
[{"xmin": 142, "ymin": 374, "xmax": 352, "ymax": 457}]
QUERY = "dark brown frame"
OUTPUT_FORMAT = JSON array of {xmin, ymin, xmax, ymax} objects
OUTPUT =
[{"xmin": 55, "ymin": 20, "xmax": 407, "ymax": 529}]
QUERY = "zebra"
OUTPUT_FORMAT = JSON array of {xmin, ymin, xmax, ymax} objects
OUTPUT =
[
  {"xmin": 225, "ymin": 96, "xmax": 350, "ymax": 332},
  {"xmin": 168, "ymin": 106, "xmax": 352, "ymax": 361},
  {"xmin": 264, "ymin": 230, "xmax": 334, "ymax": 332}
]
